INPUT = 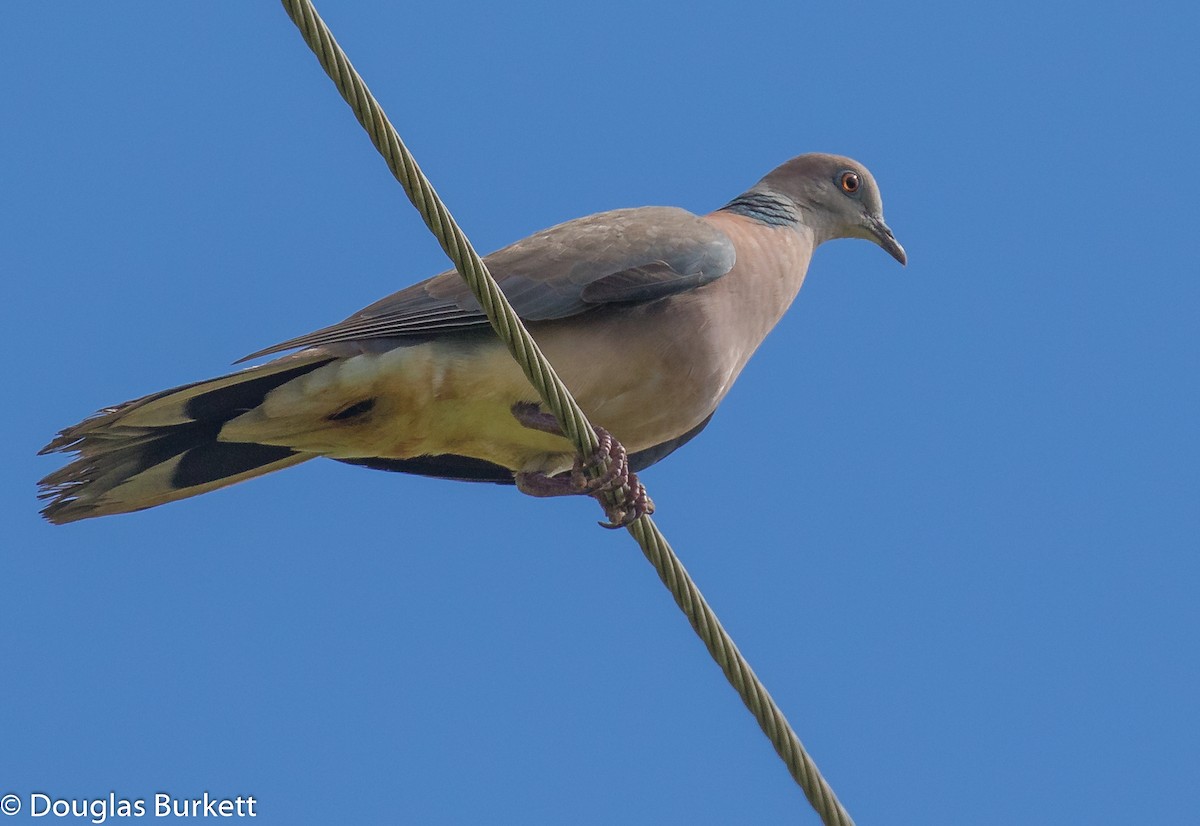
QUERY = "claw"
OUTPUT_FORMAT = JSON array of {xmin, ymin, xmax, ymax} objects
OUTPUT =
[
  {"xmin": 511, "ymin": 403, "xmax": 654, "ymax": 527},
  {"xmin": 596, "ymin": 480, "xmax": 654, "ymax": 529}
]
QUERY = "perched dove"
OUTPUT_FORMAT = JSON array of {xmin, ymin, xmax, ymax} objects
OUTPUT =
[{"xmin": 39, "ymin": 153, "xmax": 906, "ymax": 524}]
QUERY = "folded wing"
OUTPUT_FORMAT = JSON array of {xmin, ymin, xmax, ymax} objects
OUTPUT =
[{"xmin": 240, "ymin": 206, "xmax": 736, "ymax": 361}]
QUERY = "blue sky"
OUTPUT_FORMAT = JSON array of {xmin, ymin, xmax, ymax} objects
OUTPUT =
[{"xmin": 4, "ymin": 3, "xmax": 1197, "ymax": 824}]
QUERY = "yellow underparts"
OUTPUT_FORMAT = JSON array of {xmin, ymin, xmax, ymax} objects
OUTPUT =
[{"xmin": 218, "ymin": 340, "xmax": 578, "ymax": 475}]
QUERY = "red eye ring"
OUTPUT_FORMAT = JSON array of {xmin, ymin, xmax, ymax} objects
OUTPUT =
[{"xmin": 840, "ymin": 171, "xmax": 861, "ymax": 194}]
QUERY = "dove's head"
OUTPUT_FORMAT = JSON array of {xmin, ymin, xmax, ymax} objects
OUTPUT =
[{"xmin": 749, "ymin": 153, "xmax": 906, "ymax": 265}]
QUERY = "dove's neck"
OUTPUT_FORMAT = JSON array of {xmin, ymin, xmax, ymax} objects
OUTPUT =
[
  {"xmin": 722, "ymin": 185, "xmax": 847, "ymax": 248},
  {"xmin": 702, "ymin": 209, "xmax": 816, "ymax": 369},
  {"xmin": 719, "ymin": 188, "xmax": 798, "ymax": 227}
]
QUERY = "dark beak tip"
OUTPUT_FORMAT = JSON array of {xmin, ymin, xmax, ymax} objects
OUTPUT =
[
  {"xmin": 878, "ymin": 234, "xmax": 907, "ymax": 267},
  {"xmin": 870, "ymin": 218, "xmax": 906, "ymax": 266}
]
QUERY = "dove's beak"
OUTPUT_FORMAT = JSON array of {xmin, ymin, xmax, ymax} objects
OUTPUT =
[{"xmin": 869, "ymin": 216, "xmax": 907, "ymax": 266}]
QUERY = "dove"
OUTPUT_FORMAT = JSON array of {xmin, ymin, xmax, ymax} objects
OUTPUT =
[{"xmin": 39, "ymin": 153, "xmax": 905, "ymax": 524}]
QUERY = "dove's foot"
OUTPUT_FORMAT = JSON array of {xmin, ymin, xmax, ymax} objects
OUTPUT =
[{"xmin": 511, "ymin": 402, "xmax": 654, "ymax": 528}]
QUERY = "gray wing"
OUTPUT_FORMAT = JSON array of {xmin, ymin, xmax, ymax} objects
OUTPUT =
[{"xmin": 240, "ymin": 206, "xmax": 735, "ymax": 361}]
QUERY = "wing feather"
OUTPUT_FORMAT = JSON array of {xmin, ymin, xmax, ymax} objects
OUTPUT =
[{"xmin": 241, "ymin": 206, "xmax": 735, "ymax": 362}]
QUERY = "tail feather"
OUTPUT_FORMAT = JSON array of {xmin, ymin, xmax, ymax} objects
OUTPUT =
[{"xmin": 39, "ymin": 355, "xmax": 334, "ymax": 523}]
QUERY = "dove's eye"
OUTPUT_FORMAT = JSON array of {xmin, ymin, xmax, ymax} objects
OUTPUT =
[{"xmin": 839, "ymin": 171, "xmax": 861, "ymax": 194}]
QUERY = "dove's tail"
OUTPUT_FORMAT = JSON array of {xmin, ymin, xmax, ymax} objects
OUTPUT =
[{"xmin": 38, "ymin": 355, "xmax": 336, "ymax": 524}]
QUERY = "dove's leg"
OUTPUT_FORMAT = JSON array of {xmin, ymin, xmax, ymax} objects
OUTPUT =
[{"xmin": 511, "ymin": 402, "xmax": 654, "ymax": 528}]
